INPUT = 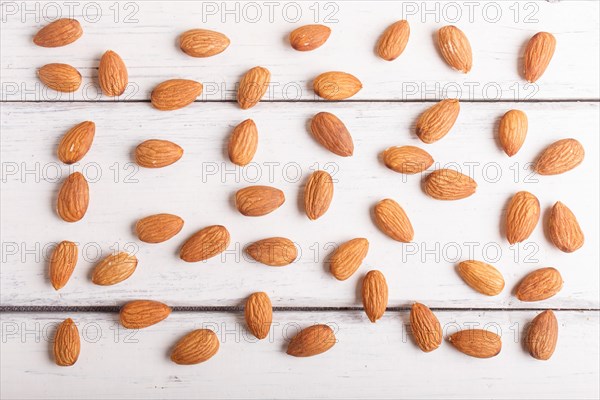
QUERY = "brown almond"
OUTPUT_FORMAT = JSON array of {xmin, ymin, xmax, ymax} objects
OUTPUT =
[
  {"xmin": 548, "ymin": 201, "xmax": 584, "ymax": 253},
  {"xmin": 505, "ymin": 191, "xmax": 540, "ymax": 244},
  {"xmin": 57, "ymin": 121, "xmax": 95, "ymax": 164},
  {"xmin": 499, "ymin": 110, "xmax": 528, "ymax": 157},
  {"xmin": 287, "ymin": 325, "xmax": 336, "ymax": 357},
  {"xmin": 245, "ymin": 292, "xmax": 273, "ymax": 339},
  {"xmin": 382, "ymin": 146, "xmax": 433, "ymax": 174},
  {"xmin": 179, "ymin": 29, "xmax": 230, "ymax": 57},
  {"xmin": 38, "ymin": 63, "xmax": 81, "ymax": 92},
  {"xmin": 53, "ymin": 318, "xmax": 80, "ymax": 366},
  {"xmin": 92, "ymin": 252, "xmax": 138, "ymax": 286},
  {"xmin": 310, "ymin": 112, "xmax": 354, "ymax": 157},
  {"xmin": 534, "ymin": 138, "xmax": 584, "ymax": 176},
  {"xmin": 374, "ymin": 198, "xmax": 414, "ymax": 242},
  {"xmin": 49, "ymin": 241, "xmax": 78, "ymax": 290},
  {"xmin": 235, "ymin": 186, "xmax": 285, "ymax": 216},
  {"xmin": 362, "ymin": 270, "xmax": 388, "ymax": 323},
  {"xmin": 304, "ymin": 170, "xmax": 334, "ymax": 220},
  {"xmin": 525, "ymin": 310, "xmax": 558, "ymax": 360},
  {"xmin": 151, "ymin": 79, "xmax": 203, "ymax": 111},
  {"xmin": 376, "ymin": 20, "xmax": 410, "ymax": 61},
  {"xmin": 34, "ymin": 19, "xmax": 82, "ymax": 47},
  {"xmin": 237, "ymin": 66, "xmax": 270, "ymax": 110},
  {"xmin": 289, "ymin": 24, "xmax": 331, "ymax": 51},
  {"xmin": 135, "ymin": 139, "xmax": 183, "ymax": 168},
  {"xmin": 120, "ymin": 300, "xmax": 172, "ymax": 329},
  {"xmin": 171, "ymin": 329, "xmax": 219, "ymax": 365},
  {"xmin": 329, "ymin": 238, "xmax": 369, "ymax": 281},
  {"xmin": 424, "ymin": 169, "xmax": 476, "ymax": 200},
  {"xmin": 448, "ymin": 329, "xmax": 502, "ymax": 358},
  {"xmin": 228, "ymin": 119, "xmax": 258, "ymax": 166},
  {"xmin": 437, "ymin": 26, "xmax": 472, "ymax": 73},
  {"xmin": 516, "ymin": 267, "xmax": 563, "ymax": 302},
  {"xmin": 57, "ymin": 172, "xmax": 89, "ymax": 222},
  {"xmin": 98, "ymin": 50, "xmax": 128, "ymax": 97},
  {"xmin": 313, "ymin": 71, "xmax": 362, "ymax": 100},
  {"xmin": 524, "ymin": 32, "xmax": 556, "ymax": 83},
  {"xmin": 135, "ymin": 213, "xmax": 184, "ymax": 243},
  {"xmin": 416, "ymin": 99, "xmax": 460, "ymax": 144},
  {"xmin": 246, "ymin": 237, "xmax": 297, "ymax": 267},
  {"xmin": 180, "ymin": 225, "xmax": 230, "ymax": 262},
  {"xmin": 457, "ymin": 260, "xmax": 505, "ymax": 296},
  {"xmin": 410, "ymin": 302, "xmax": 442, "ymax": 352}
]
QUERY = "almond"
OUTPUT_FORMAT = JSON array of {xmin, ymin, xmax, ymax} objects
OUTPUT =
[
  {"xmin": 49, "ymin": 241, "xmax": 78, "ymax": 290},
  {"xmin": 448, "ymin": 329, "xmax": 501, "ymax": 358},
  {"xmin": 374, "ymin": 198, "xmax": 414, "ymax": 242},
  {"xmin": 457, "ymin": 260, "xmax": 505, "ymax": 296},
  {"xmin": 410, "ymin": 302, "xmax": 442, "ymax": 352},
  {"xmin": 423, "ymin": 169, "xmax": 476, "ymax": 200},
  {"xmin": 329, "ymin": 238, "xmax": 369, "ymax": 281},
  {"xmin": 57, "ymin": 172, "xmax": 89, "ymax": 222},
  {"xmin": 120, "ymin": 300, "xmax": 172, "ymax": 329},
  {"xmin": 34, "ymin": 19, "xmax": 82, "ymax": 47},
  {"xmin": 237, "ymin": 66, "xmax": 270, "ymax": 110},
  {"xmin": 548, "ymin": 201, "xmax": 584, "ymax": 253},
  {"xmin": 382, "ymin": 146, "xmax": 433, "ymax": 174},
  {"xmin": 534, "ymin": 138, "xmax": 584, "ymax": 176},
  {"xmin": 135, "ymin": 139, "xmax": 183, "ymax": 168},
  {"xmin": 92, "ymin": 252, "xmax": 138, "ymax": 286},
  {"xmin": 57, "ymin": 121, "xmax": 95, "ymax": 164},
  {"xmin": 246, "ymin": 237, "xmax": 297, "ymax": 266},
  {"xmin": 235, "ymin": 185, "xmax": 285, "ymax": 216},
  {"xmin": 525, "ymin": 310, "xmax": 558, "ymax": 360},
  {"xmin": 289, "ymin": 24, "xmax": 331, "ymax": 51},
  {"xmin": 287, "ymin": 325, "xmax": 336, "ymax": 357},
  {"xmin": 505, "ymin": 191, "xmax": 540, "ymax": 244},
  {"xmin": 376, "ymin": 20, "xmax": 410, "ymax": 61},
  {"xmin": 523, "ymin": 32, "xmax": 556, "ymax": 83},
  {"xmin": 228, "ymin": 119, "xmax": 258, "ymax": 166},
  {"xmin": 516, "ymin": 267, "xmax": 563, "ymax": 302},
  {"xmin": 37, "ymin": 63, "xmax": 81, "ymax": 92},
  {"xmin": 151, "ymin": 79, "xmax": 203, "ymax": 111},
  {"xmin": 304, "ymin": 170, "xmax": 334, "ymax": 220},
  {"xmin": 415, "ymin": 99, "xmax": 460, "ymax": 144},
  {"xmin": 179, "ymin": 29, "xmax": 230, "ymax": 57},
  {"xmin": 171, "ymin": 329, "xmax": 219, "ymax": 365},
  {"xmin": 53, "ymin": 318, "xmax": 80, "ymax": 366},
  {"xmin": 135, "ymin": 213, "xmax": 184, "ymax": 243},
  {"xmin": 437, "ymin": 26, "xmax": 472, "ymax": 73},
  {"xmin": 499, "ymin": 110, "xmax": 528, "ymax": 157},
  {"xmin": 180, "ymin": 225, "xmax": 230, "ymax": 262},
  {"xmin": 245, "ymin": 292, "xmax": 273, "ymax": 339},
  {"xmin": 98, "ymin": 50, "xmax": 128, "ymax": 97},
  {"xmin": 310, "ymin": 112, "xmax": 354, "ymax": 156},
  {"xmin": 362, "ymin": 270, "xmax": 388, "ymax": 323},
  {"xmin": 313, "ymin": 71, "xmax": 362, "ymax": 100}
]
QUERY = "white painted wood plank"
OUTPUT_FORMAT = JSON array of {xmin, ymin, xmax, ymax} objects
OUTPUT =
[
  {"xmin": 1, "ymin": 101, "xmax": 598, "ymax": 308},
  {"xmin": 1, "ymin": 1, "xmax": 598, "ymax": 101}
]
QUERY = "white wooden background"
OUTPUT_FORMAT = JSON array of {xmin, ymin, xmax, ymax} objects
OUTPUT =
[{"xmin": 1, "ymin": 1, "xmax": 599, "ymax": 399}]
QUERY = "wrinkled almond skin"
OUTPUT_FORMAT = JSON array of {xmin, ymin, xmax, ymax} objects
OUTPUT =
[
  {"xmin": 548, "ymin": 201, "xmax": 584, "ymax": 253},
  {"xmin": 505, "ymin": 191, "xmax": 540, "ymax": 244},
  {"xmin": 92, "ymin": 252, "xmax": 138, "ymax": 286},
  {"xmin": 171, "ymin": 329, "xmax": 219, "ymax": 365},
  {"xmin": 424, "ymin": 169, "xmax": 476, "ymax": 200},
  {"xmin": 382, "ymin": 146, "xmax": 433, "ymax": 174},
  {"xmin": 245, "ymin": 292, "xmax": 273, "ymax": 339},
  {"xmin": 525, "ymin": 310, "xmax": 558, "ymax": 360},
  {"xmin": 237, "ymin": 66, "xmax": 270, "ymax": 110},
  {"xmin": 329, "ymin": 238, "xmax": 369, "ymax": 281},
  {"xmin": 376, "ymin": 20, "xmax": 410, "ymax": 61},
  {"xmin": 437, "ymin": 26, "xmax": 472, "ymax": 73},
  {"xmin": 416, "ymin": 99, "xmax": 460, "ymax": 144},
  {"xmin": 516, "ymin": 267, "xmax": 563, "ymax": 302},
  {"xmin": 34, "ymin": 19, "xmax": 82, "ymax": 47},
  {"xmin": 57, "ymin": 121, "xmax": 95, "ymax": 164},
  {"xmin": 135, "ymin": 139, "xmax": 184, "ymax": 168},
  {"xmin": 304, "ymin": 171, "xmax": 334, "ymax": 220},
  {"xmin": 362, "ymin": 270, "xmax": 388, "ymax": 323},
  {"xmin": 310, "ymin": 112, "xmax": 354, "ymax": 157},
  {"xmin": 313, "ymin": 71, "xmax": 362, "ymax": 100},
  {"xmin": 38, "ymin": 63, "xmax": 81, "ymax": 92},
  {"xmin": 410, "ymin": 303, "xmax": 442, "ymax": 352},
  {"xmin": 228, "ymin": 119, "xmax": 258, "ymax": 166},
  {"xmin": 179, "ymin": 29, "xmax": 230, "ymax": 57},
  {"xmin": 235, "ymin": 186, "xmax": 285, "ymax": 216},
  {"xmin": 374, "ymin": 199, "xmax": 414, "ymax": 242},
  {"xmin": 287, "ymin": 325, "xmax": 336, "ymax": 357},
  {"xmin": 98, "ymin": 50, "xmax": 128, "ymax": 96},
  {"xmin": 448, "ymin": 329, "xmax": 502, "ymax": 358},
  {"xmin": 457, "ymin": 260, "xmax": 505, "ymax": 296},
  {"xmin": 49, "ymin": 241, "xmax": 78, "ymax": 290},
  {"xmin": 180, "ymin": 225, "xmax": 230, "ymax": 262},
  {"xmin": 136, "ymin": 213, "xmax": 184, "ymax": 243},
  {"xmin": 53, "ymin": 318, "xmax": 80, "ymax": 366},
  {"xmin": 246, "ymin": 237, "xmax": 297, "ymax": 267},
  {"xmin": 120, "ymin": 300, "xmax": 172, "ymax": 329},
  {"xmin": 57, "ymin": 172, "xmax": 89, "ymax": 222},
  {"xmin": 524, "ymin": 32, "xmax": 556, "ymax": 83},
  {"xmin": 499, "ymin": 110, "xmax": 528, "ymax": 157},
  {"xmin": 151, "ymin": 79, "xmax": 203, "ymax": 111},
  {"xmin": 289, "ymin": 24, "xmax": 331, "ymax": 51},
  {"xmin": 534, "ymin": 138, "xmax": 584, "ymax": 176}
]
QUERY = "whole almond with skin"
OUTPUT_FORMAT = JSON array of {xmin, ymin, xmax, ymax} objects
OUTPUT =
[
  {"xmin": 329, "ymin": 238, "xmax": 369, "ymax": 281},
  {"xmin": 57, "ymin": 172, "xmax": 89, "ymax": 222},
  {"xmin": 310, "ymin": 112, "xmax": 354, "ymax": 156},
  {"xmin": 313, "ymin": 71, "xmax": 362, "ymax": 100},
  {"xmin": 410, "ymin": 303, "xmax": 442, "ymax": 352},
  {"xmin": 246, "ymin": 237, "xmax": 297, "ymax": 266},
  {"xmin": 548, "ymin": 201, "xmax": 584, "ymax": 253},
  {"xmin": 136, "ymin": 213, "xmax": 184, "ymax": 243},
  {"xmin": 362, "ymin": 270, "xmax": 388, "ymax": 323},
  {"xmin": 235, "ymin": 186, "xmax": 285, "ymax": 216},
  {"xmin": 416, "ymin": 99, "xmax": 460, "ymax": 144},
  {"xmin": 534, "ymin": 138, "xmax": 584, "ymax": 175},
  {"xmin": 34, "ymin": 19, "xmax": 82, "ymax": 47},
  {"xmin": 374, "ymin": 198, "xmax": 414, "ymax": 242},
  {"xmin": 516, "ymin": 267, "xmax": 563, "ymax": 302},
  {"xmin": 524, "ymin": 32, "xmax": 556, "ymax": 83},
  {"xmin": 382, "ymin": 146, "xmax": 433, "ymax": 174},
  {"xmin": 448, "ymin": 329, "xmax": 501, "ymax": 358},
  {"xmin": 228, "ymin": 119, "xmax": 258, "ymax": 166},
  {"xmin": 437, "ymin": 26, "xmax": 472, "ymax": 73},
  {"xmin": 287, "ymin": 325, "xmax": 336, "ymax": 357},
  {"xmin": 245, "ymin": 292, "xmax": 273, "ymax": 339},
  {"xmin": 120, "ymin": 300, "xmax": 172, "ymax": 329},
  {"xmin": 53, "ymin": 318, "xmax": 80, "ymax": 366},
  {"xmin": 49, "ymin": 241, "xmax": 78, "ymax": 290},
  {"xmin": 180, "ymin": 225, "xmax": 230, "ymax": 262},
  {"xmin": 179, "ymin": 29, "xmax": 230, "ymax": 57},
  {"xmin": 289, "ymin": 24, "xmax": 331, "ymax": 51},
  {"xmin": 237, "ymin": 66, "xmax": 270, "ymax": 110},
  {"xmin": 38, "ymin": 63, "xmax": 81, "ymax": 92},
  {"xmin": 92, "ymin": 252, "xmax": 138, "ymax": 286},
  {"xmin": 457, "ymin": 260, "xmax": 505, "ymax": 296},
  {"xmin": 98, "ymin": 50, "xmax": 128, "ymax": 97},
  {"xmin": 171, "ymin": 329, "xmax": 219, "ymax": 365},
  {"xmin": 304, "ymin": 170, "xmax": 334, "ymax": 220},
  {"xmin": 57, "ymin": 121, "xmax": 95, "ymax": 164},
  {"xmin": 525, "ymin": 310, "xmax": 558, "ymax": 360},
  {"xmin": 505, "ymin": 191, "xmax": 540, "ymax": 244},
  {"xmin": 499, "ymin": 110, "xmax": 528, "ymax": 157},
  {"xmin": 135, "ymin": 139, "xmax": 183, "ymax": 168},
  {"xmin": 424, "ymin": 169, "xmax": 476, "ymax": 200},
  {"xmin": 151, "ymin": 79, "xmax": 203, "ymax": 111},
  {"xmin": 376, "ymin": 20, "xmax": 410, "ymax": 61}
]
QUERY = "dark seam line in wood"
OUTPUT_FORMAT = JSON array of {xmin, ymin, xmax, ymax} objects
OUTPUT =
[{"xmin": 1, "ymin": 99, "xmax": 599, "ymax": 104}]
